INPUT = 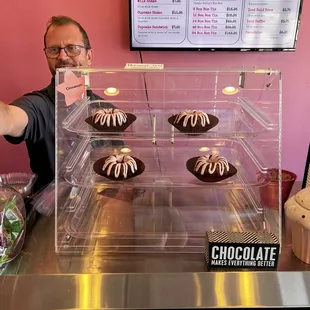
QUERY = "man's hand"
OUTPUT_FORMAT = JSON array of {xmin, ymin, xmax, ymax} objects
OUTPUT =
[{"xmin": 0, "ymin": 100, "xmax": 28, "ymax": 137}]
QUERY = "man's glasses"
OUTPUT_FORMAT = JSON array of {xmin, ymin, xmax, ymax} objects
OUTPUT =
[{"xmin": 44, "ymin": 44, "xmax": 89, "ymax": 59}]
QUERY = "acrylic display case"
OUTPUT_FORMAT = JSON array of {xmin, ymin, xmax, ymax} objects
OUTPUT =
[{"xmin": 55, "ymin": 67, "xmax": 282, "ymax": 255}]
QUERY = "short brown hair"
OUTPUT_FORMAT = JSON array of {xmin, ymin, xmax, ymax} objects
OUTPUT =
[{"xmin": 44, "ymin": 15, "xmax": 91, "ymax": 49}]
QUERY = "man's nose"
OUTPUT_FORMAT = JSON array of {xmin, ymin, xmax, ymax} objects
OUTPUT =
[{"xmin": 58, "ymin": 48, "xmax": 69, "ymax": 60}]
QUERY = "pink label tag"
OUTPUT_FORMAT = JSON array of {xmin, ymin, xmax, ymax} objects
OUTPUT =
[{"xmin": 56, "ymin": 70, "xmax": 85, "ymax": 106}]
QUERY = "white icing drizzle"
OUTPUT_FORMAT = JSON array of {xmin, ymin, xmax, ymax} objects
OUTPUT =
[
  {"xmin": 102, "ymin": 154, "xmax": 137, "ymax": 178},
  {"xmin": 93, "ymin": 109, "xmax": 127, "ymax": 127},
  {"xmin": 194, "ymin": 154, "xmax": 230, "ymax": 176},
  {"xmin": 174, "ymin": 110, "xmax": 210, "ymax": 127}
]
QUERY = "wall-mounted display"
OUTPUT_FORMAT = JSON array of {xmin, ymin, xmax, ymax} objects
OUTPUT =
[{"xmin": 130, "ymin": 0, "xmax": 303, "ymax": 51}]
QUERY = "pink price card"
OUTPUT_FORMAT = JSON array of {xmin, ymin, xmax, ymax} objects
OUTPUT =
[{"xmin": 56, "ymin": 70, "xmax": 85, "ymax": 106}]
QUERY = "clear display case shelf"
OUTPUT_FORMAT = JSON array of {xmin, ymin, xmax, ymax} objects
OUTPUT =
[
  {"xmin": 56, "ymin": 186, "xmax": 276, "ymax": 254},
  {"xmin": 62, "ymin": 98, "xmax": 276, "ymax": 140},
  {"xmin": 64, "ymin": 138, "xmax": 269, "ymax": 189},
  {"xmin": 55, "ymin": 67, "xmax": 282, "ymax": 255}
]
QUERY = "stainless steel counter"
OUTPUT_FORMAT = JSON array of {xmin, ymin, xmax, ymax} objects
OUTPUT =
[
  {"xmin": 1, "ymin": 182, "xmax": 310, "ymax": 309},
  {"xmin": 2, "ymin": 272, "xmax": 310, "ymax": 309}
]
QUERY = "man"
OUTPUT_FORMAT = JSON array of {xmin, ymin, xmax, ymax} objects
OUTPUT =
[{"xmin": 0, "ymin": 16, "xmax": 113, "ymax": 192}]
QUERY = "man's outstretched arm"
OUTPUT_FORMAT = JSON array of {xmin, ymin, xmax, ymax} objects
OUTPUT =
[{"xmin": 0, "ymin": 100, "xmax": 28, "ymax": 137}]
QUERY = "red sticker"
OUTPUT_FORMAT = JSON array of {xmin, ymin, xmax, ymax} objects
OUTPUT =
[{"xmin": 56, "ymin": 70, "xmax": 85, "ymax": 106}]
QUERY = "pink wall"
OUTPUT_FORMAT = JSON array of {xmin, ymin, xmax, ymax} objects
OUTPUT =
[{"xmin": 0, "ymin": 0, "xmax": 309, "ymax": 180}]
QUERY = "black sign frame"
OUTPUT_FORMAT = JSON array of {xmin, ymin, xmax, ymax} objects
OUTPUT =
[{"xmin": 129, "ymin": 0, "xmax": 304, "ymax": 52}]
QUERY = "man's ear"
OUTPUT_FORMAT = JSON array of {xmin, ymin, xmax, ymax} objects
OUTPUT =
[{"xmin": 87, "ymin": 49, "xmax": 93, "ymax": 65}]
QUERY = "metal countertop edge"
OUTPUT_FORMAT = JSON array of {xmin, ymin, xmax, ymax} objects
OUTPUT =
[{"xmin": 1, "ymin": 271, "xmax": 310, "ymax": 309}]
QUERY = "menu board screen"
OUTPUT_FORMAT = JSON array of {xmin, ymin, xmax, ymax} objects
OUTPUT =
[{"xmin": 130, "ymin": 0, "xmax": 303, "ymax": 51}]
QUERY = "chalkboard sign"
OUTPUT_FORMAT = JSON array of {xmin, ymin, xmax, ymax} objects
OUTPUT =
[{"xmin": 205, "ymin": 230, "xmax": 280, "ymax": 271}]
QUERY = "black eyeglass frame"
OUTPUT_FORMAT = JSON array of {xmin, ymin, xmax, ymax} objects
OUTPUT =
[{"xmin": 43, "ymin": 44, "xmax": 91, "ymax": 59}]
